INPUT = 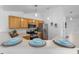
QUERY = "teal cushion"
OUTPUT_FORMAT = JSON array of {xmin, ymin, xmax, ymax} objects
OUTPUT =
[
  {"xmin": 29, "ymin": 38, "xmax": 46, "ymax": 47},
  {"xmin": 53, "ymin": 39, "xmax": 75, "ymax": 48},
  {"xmin": 2, "ymin": 37, "xmax": 22, "ymax": 46}
]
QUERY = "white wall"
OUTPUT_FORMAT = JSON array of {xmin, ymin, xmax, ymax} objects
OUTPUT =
[
  {"xmin": 0, "ymin": 8, "xmax": 24, "ymax": 32},
  {"xmin": 67, "ymin": 17, "xmax": 79, "ymax": 35},
  {"xmin": 46, "ymin": 7, "xmax": 66, "ymax": 40},
  {"xmin": 0, "ymin": 9, "xmax": 9, "ymax": 32}
]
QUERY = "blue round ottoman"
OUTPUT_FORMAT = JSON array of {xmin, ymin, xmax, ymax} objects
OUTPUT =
[
  {"xmin": 2, "ymin": 37, "xmax": 22, "ymax": 47},
  {"xmin": 53, "ymin": 39, "xmax": 75, "ymax": 48},
  {"xmin": 29, "ymin": 38, "xmax": 46, "ymax": 47}
]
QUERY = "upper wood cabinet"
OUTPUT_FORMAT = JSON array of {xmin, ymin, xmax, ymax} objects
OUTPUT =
[
  {"xmin": 27, "ymin": 18, "xmax": 33, "ymax": 24},
  {"xmin": 9, "ymin": 16, "xmax": 21, "ymax": 29},
  {"xmin": 34, "ymin": 19, "xmax": 44, "ymax": 27},
  {"xmin": 9, "ymin": 16, "xmax": 44, "ymax": 29},
  {"xmin": 21, "ymin": 18, "xmax": 28, "ymax": 28},
  {"xmin": 21, "ymin": 18, "xmax": 33, "ymax": 28}
]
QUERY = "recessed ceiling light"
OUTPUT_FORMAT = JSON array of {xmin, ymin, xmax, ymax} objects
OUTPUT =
[
  {"xmin": 47, "ymin": 17, "xmax": 50, "ymax": 20},
  {"xmin": 35, "ymin": 13, "xmax": 38, "ymax": 17},
  {"xmin": 70, "ymin": 17, "xmax": 72, "ymax": 20}
]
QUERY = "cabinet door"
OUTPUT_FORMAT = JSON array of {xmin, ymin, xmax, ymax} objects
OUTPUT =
[
  {"xmin": 21, "ymin": 18, "xmax": 28, "ymax": 28},
  {"xmin": 27, "ymin": 18, "xmax": 33, "ymax": 24},
  {"xmin": 9, "ymin": 16, "xmax": 21, "ymax": 29},
  {"xmin": 34, "ymin": 20, "xmax": 39, "ymax": 27},
  {"xmin": 34, "ymin": 20, "xmax": 43, "ymax": 27}
]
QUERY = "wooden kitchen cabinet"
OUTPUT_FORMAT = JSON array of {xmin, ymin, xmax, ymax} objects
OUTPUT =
[
  {"xmin": 21, "ymin": 18, "xmax": 28, "ymax": 29},
  {"xmin": 21, "ymin": 18, "xmax": 33, "ymax": 29},
  {"xmin": 27, "ymin": 18, "xmax": 33, "ymax": 24},
  {"xmin": 9, "ymin": 16, "xmax": 33, "ymax": 29},
  {"xmin": 34, "ymin": 19, "xmax": 43, "ymax": 27},
  {"xmin": 9, "ymin": 16, "xmax": 44, "ymax": 30},
  {"xmin": 9, "ymin": 16, "xmax": 21, "ymax": 29},
  {"xmin": 37, "ymin": 32, "xmax": 43, "ymax": 39}
]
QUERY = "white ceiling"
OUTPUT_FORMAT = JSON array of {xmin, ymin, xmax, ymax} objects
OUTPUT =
[
  {"xmin": 1, "ymin": 5, "xmax": 79, "ymax": 18},
  {"xmin": 2, "ymin": 5, "xmax": 58, "ymax": 13},
  {"xmin": 62, "ymin": 5, "xmax": 79, "ymax": 18}
]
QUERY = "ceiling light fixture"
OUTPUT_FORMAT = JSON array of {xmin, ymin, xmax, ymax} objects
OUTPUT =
[
  {"xmin": 46, "ymin": 7, "xmax": 50, "ymax": 20},
  {"xmin": 47, "ymin": 17, "xmax": 50, "ymax": 20},
  {"xmin": 34, "ymin": 5, "xmax": 38, "ymax": 17},
  {"xmin": 69, "ymin": 11, "xmax": 73, "ymax": 21},
  {"xmin": 70, "ymin": 17, "xmax": 72, "ymax": 20},
  {"xmin": 35, "ymin": 13, "xmax": 38, "ymax": 17}
]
